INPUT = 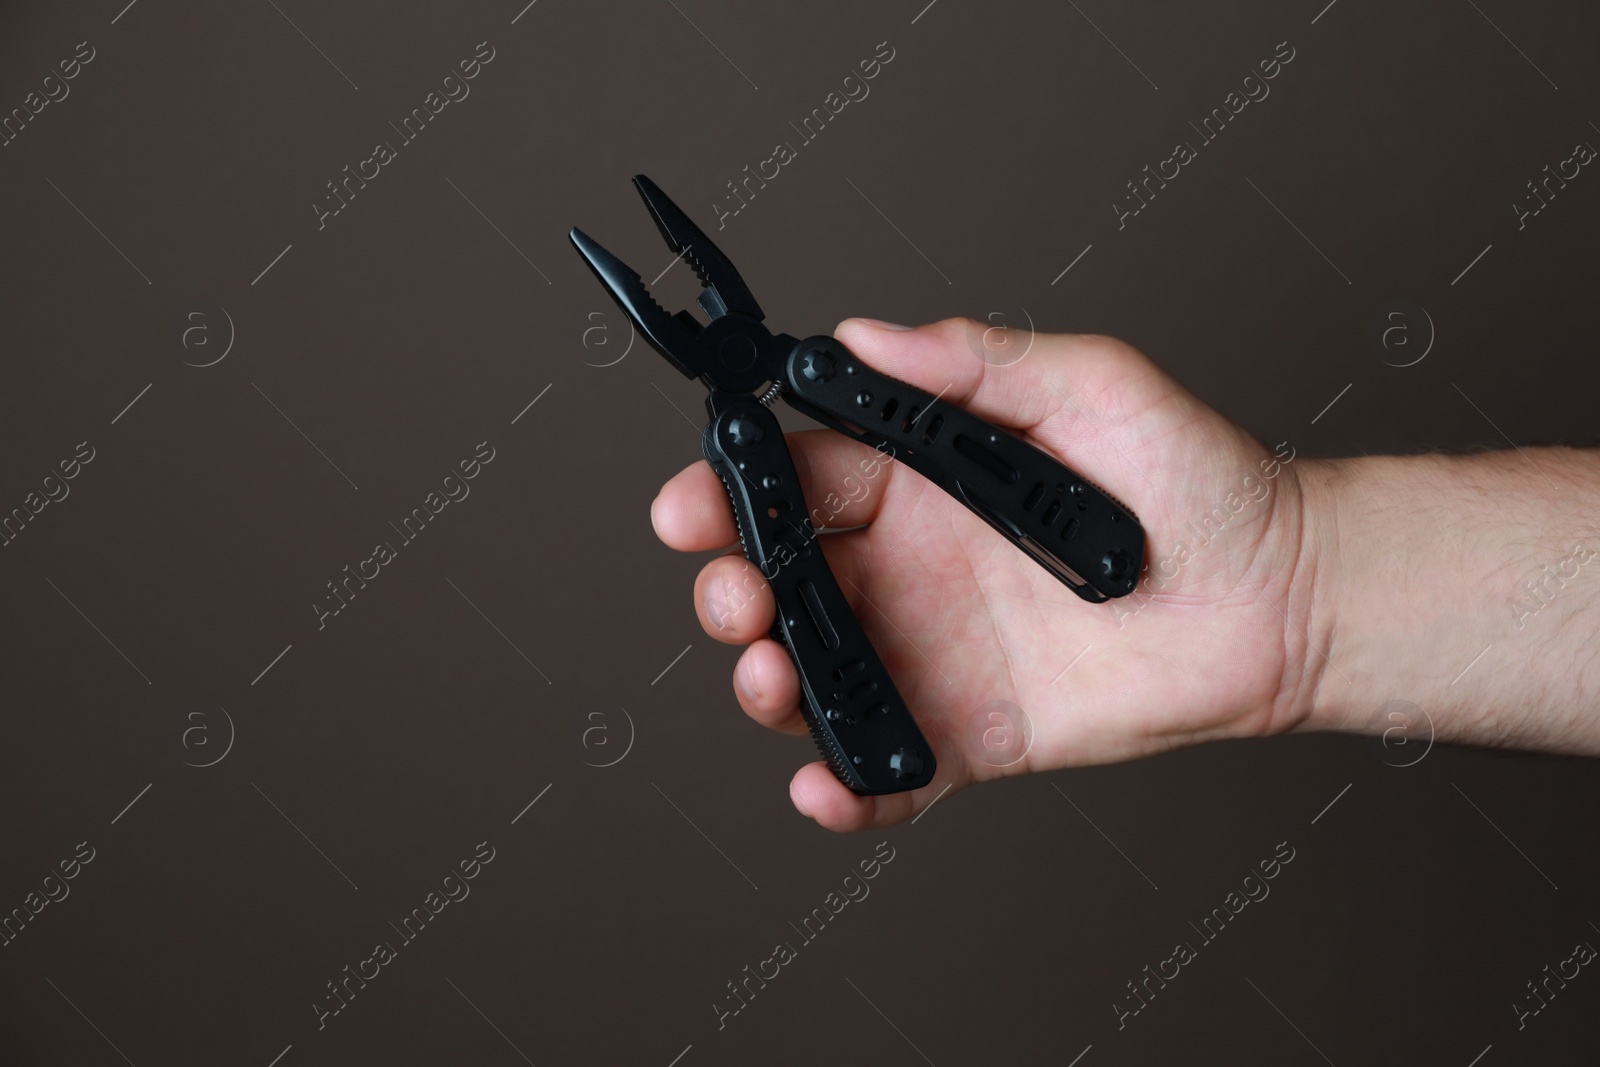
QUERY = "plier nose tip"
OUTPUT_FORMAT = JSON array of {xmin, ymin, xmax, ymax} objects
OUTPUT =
[
  {"xmin": 568, "ymin": 223, "xmax": 702, "ymax": 380},
  {"xmin": 630, "ymin": 174, "xmax": 765, "ymax": 323}
]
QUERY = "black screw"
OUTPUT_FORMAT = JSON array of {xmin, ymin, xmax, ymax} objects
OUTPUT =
[
  {"xmin": 800, "ymin": 349, "xmax": 836, "ymax": 383},
  {"xmin": 727, "ymin": 416, "xmax": 763, "ymax": 447},
  {"xmin": 1102, "ymin": 549, "xmax": 1132, "ymax": 583},
  {"xmin": 890, "ymin": 747, "xmax": 924, "ymax": 779},
  {"xmin": 856, "ymin": 390, "xmax": 874, "ymax": 408}
]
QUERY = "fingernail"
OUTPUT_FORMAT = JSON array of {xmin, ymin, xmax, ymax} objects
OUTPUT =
[
  {"xmin": 706, "ymin": 575, "xmax": 730, "ymax": 630},
  {"xmin": 853, "ymin": 317, "xmax": 912, "ymax": 332},
  {"xmin": 737, "ymin": 656, "xmax": 763, "ymax": 701}
]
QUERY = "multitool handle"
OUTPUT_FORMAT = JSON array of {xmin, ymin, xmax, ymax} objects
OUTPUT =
[
  {"xmin": 701, "ymin": 393, "xmax": 938, "ymax": 796},
  {"xmin": 781, "ymin": 336, "xmax": 1146, "ymax": 603}
]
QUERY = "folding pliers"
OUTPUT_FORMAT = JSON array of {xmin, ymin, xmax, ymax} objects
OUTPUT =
[{"xmin": 571, "ymin": 176, "xmax": 1145, "ymax": 795}]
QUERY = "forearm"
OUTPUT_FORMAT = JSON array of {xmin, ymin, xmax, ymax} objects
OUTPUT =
[{"xmin": 1295, "ymin": 448, "xmax": 1600, "ymax": 753}]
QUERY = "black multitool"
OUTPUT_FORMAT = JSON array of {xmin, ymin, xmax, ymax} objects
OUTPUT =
[{"xmin": 571, "ymin": 176, "xmax": 1146, "ymax": 796}]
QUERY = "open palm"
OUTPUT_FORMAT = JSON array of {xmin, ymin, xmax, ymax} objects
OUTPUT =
[{"xmin": 651, "ymin": 318, "xmax": 1324, "ymax": 831}]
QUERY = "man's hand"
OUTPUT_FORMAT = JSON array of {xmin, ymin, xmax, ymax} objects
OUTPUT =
[{"xmin": 650, "ymin": 317, "xmax": 1327, "ymax": 831}]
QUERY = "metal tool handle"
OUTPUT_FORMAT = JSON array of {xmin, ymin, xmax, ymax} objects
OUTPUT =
[
  {"xmin": 701, "ymin": 393, "xmax": 937, "ymax": 796},
  {"xmin": 781, "ymin": 336, "xmax": 1146, "ymax": 602}
]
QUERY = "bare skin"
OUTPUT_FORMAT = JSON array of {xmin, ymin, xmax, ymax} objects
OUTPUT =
[{"xmin": 650, "ymin": 317, "xmax": 1600, "ymax": 832}]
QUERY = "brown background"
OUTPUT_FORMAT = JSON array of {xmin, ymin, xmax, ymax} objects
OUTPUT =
[{"xmin": 2, "ymin": 0, "xmax": 1598, "ymax": 1063}]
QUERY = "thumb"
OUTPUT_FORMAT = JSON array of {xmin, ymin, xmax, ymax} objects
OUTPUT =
[
  {"xmin": 833, "ymin": 315, "xmax": 1199, "ymax": 513},
  {"xmin": 834, "ymin": 316, "xmax": 1172, "ymax": 434}
]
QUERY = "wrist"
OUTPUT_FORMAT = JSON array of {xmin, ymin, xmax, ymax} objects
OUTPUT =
[
  {"xmin": 1282, "ymin": 456, "xmax": 1352, "ymax": 733},
  {"xmin": 1286, "ymin": 452, "xmax": 1465, "ymax": 737},
  {"xmin": 1284, "ymin": 447, "xmax": 1600, "ymax": 753}
]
